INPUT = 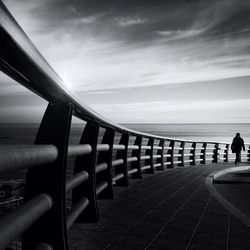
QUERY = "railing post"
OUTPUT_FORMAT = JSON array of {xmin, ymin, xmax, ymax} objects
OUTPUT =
[
  {"xmin": 97, "ymin": 128, "xmax": 115, "ymax": 199},
  {"xmin": 72, "ymin": 122, "xmax": 99, "ymax": 222},
  {"xmin": 23, "ymin": 103, "xmax": 72, "ymax": 250},
  {"xmin": 115, "ymin": 133, "xmax": 129, "ymax": 186},
  {"xmin": 178, "ymin": 141, "xmax": 185, "ymax": 167},
  {"xmin": 167, "ymin": 140, "xmax": 175, "ymax": 168},
  {"xmin": 248, "ymin": 145, "xmax": 250, "ymax": 162},
  {"xmin": 145, "ymin": 138, "xmax": 154, "ymax": 174},
  {"xmin": 201, "ymin": 143, "xmax": 207, "ymax": 164},
  {"xmin": 156, "ymin": 139, "xmax": 165, "ymax": 171},
  {"xmin": 213, "ymin": 143, "xmax": 219, "ymax": 163},
  {"xmin": 131, "ymin": 136, "xmax": 142, "ymax": 179},
  {"xmin": 224, "ymin": 144, "xmax": 229, "ymax": 162},
  {"xmin": 190, "ymin": 142, "xmax": 196, "ymax": 165}
]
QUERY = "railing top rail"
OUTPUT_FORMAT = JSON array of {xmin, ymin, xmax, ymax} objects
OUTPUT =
[{"xmin": 0, "ymin": 2, "xmax": 247, "ymax": 146}]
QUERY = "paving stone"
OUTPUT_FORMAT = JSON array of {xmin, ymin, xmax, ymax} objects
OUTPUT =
[
  {"xmin": 148, "ymin": 237, "xmax": 188, "ymax": 250},
  {"xmin": 68, "ymin": 164, "xmax": 250, "ymax": 249},
  {"xmin": 187, "ymin": 242, "xmax": 225, "ymax": 250},
  {"xmin": 70, "ymin": 240, "xmax": 104, "ymax": 250}
]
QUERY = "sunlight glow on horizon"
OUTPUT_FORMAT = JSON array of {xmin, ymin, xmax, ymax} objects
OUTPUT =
[
  {"xmin": 61, "ymin": 70, "xmax": 73, "ymax": 91},
  {"xmin": 1, "ymin": 0, "xmax": 250, "ymax": 123}
]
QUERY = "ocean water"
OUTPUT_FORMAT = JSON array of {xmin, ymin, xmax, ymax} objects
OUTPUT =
[
  {"xmin": 0, "ymin": 123, "xmax": 249, "ymax": 144},
  {"xmin": 124, "ymin": 123, "xmax": 250, "ymax": 144}
]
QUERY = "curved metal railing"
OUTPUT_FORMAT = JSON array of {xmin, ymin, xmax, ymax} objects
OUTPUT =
[{"xmin": 0, "ymin": 1, "xmax": 250, "ymax": 249}]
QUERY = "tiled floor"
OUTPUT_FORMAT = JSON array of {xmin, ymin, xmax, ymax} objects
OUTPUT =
[{"xmin": 69, "ymin": 163, "xmax": 250, "ymax": 250}]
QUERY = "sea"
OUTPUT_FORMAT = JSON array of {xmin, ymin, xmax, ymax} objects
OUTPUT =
[
  {"xmin": 125, "ymin": 123, "xmax": 250, "ymax": 144},
  {"xmin": 0, "ymin": 123, "xmax": 249, "ymax": 144}
]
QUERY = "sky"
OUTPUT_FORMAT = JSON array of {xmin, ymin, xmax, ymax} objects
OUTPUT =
[{"xmin": 1, "ymin": 0, "xmax": 250, "ymax": 123}]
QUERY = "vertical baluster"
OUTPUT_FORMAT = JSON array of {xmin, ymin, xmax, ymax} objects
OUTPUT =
[
  {"xmin": 145, "ymin": 138, "xmax": 154, "ymax": 174},
  {"xmin": 156, "ymin": 139, "xmax": 165, "ymax": 171},
  {"xmin": 190, "ymin": 142, "xmax": 196, "ymax": 165},
  {"xmin": 131, "ymin": 136, "xmax": 142, "ymax": 179},
  {"xmin": 248, "ymin": 145, "xmax": 250, "ymax": 162},
  {"xmin": 115, "ymin": 133, "xmax": 129, "ymax": 186},
  {"xmin": 97, "ymin": 128, "xmax": 115, "ymax": 199},
  {"xmin": 213, "ymin": 143, "xmax": 219, "ymax": 163},
  {"xmin": 224, "ymin": 144, "xmax": 229, "ymax": 162},
  {"xmin": 168, "ymin": 140, "xmax": 175, "ymax": 168},
  {"xmin": 72, "ymin": 122, "xmax": 99, "ymax": 222},
  {"xmin": 179, "ymin": 141, "xmax": 185, "ymax": 167},
  {"xmin": 201, "ymin": 143, "xmax": 207, "ymax": 164},
  {"xmin": 23, "ymin": 103, "xmax": 72, "ymax": 250}
]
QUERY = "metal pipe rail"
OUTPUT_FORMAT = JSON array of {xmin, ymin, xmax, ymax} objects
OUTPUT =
[
  {"xmin": 112, "ymin": 173, "xmax": 124, "ymax": 182},
  {"xmin": 0, "ymin": 2, "xmax": 250, "ymax": 250},
  {"xmin": 112, "ymin": 159, "xmax": 124, "ymax": 167},
  {"xmin": 0, "ymin": 194, "xmax": 52, "ymax": 250},
  {"xmin": 127, "ymin": 168, "xmax": 138, "ymax": 175},
  {"xmin": 97, "ymin": 144, "xmax": 110, "ymax": 152},
  {"xmin": 67, "ymin": 144, "xmax": 92, "ymax": 157},
  {"xmin": 66, "ymin": 198, "xmax": 89, "ymax": 230},
  {"xmin": 96, "ymin": 162, "xmax": 108, "ymax": 174},
  {"xmin": 66, "ymin": 171, "xmax": 89, "ymax": 193},
  {"xmin": 113, "ymin": 144, "xmax": 126, "ymax": 150},
  {"xmin": 0, "ymin": 145, "xmax": 58, "ymax": 174}
]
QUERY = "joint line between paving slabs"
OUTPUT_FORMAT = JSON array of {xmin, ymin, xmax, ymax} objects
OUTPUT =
[
  {"xmin": 103, "ymin": 166, "xmax": 211, "ymax": 249},
  {"xmin": 144, "ymin": 184, "xmax": 206, "ymax": 249},
  {"xmin": 185, "ymin": 195, "xmax": 212, "ymax": 250}
]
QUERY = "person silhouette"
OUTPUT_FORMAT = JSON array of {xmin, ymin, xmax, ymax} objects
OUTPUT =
[{"xmin": 231, "ymin": 133, "xmax": 245, "ymax": 164}]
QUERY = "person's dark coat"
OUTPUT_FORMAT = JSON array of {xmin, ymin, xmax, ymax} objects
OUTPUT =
[{"xmin": 231, "ymin": 136, "xmax": 245, "ymax": 153}]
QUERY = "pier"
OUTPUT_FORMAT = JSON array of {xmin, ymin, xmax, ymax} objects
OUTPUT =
[
  {"xmin": 0, "ymin": 2, "xmax": 250, "ymax": 249},
  {"xmin": 68, "ymin": 163, "xmax": 250, "ymax": 250}
]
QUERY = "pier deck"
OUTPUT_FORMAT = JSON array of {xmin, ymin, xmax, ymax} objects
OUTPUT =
[{"xmin": 69, "ymin": 163, "xmax": 250, "ymax": 250}]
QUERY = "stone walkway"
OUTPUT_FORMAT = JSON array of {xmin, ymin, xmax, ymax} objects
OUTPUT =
[{"xmin": 69, "ymin": 163, "xmax": 250, "ymax": 250}]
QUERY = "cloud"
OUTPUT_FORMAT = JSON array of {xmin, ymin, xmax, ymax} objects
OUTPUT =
[
  {"xmin": 115, "ymin": 16, "xmax": 148, "ymax": 27},
  {"xmin": 85, "ymin": 90, "xmax": 118, "ymax": 95},
  {"xmin": 78, "ymin": 76, "xmax": 250, "ymax": 105},
  {"xmin": 91, "ymin": 99, "xmax": 250, "ymax": 123},
  {"xmin": 157, "ymin": 29, "xmax": 204, "ymax": 40},
  {"xmin": 1, "ymin": 0, "xmax": 250, "ymax": 123},
  {"xmin": 93, "ymin": 99, "xmax": 250, "ymax": 113},
  {"xmin": 71, "ymin": 15, "xmax": 100, "ymax": 25}
]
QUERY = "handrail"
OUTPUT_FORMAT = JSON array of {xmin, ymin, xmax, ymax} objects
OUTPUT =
[
  {"xmin": 128, "ymin": 145, "xmax": 139, "ymax": 150},
  {"xmin": 112, "ymin": 173, "xmax": 124, "ymax": 182},
  {"xmin": 113, "ymin": 144, "xmax": 126, "ymax": 150},
  {"xmin": 0, "ymin": 194, "xmax": 52, "ymax": 250},
  {"xmin": 66, "ymin": 198, "xmax": 89, "ymax": 230},
  {"xmin": 96, "ymin": 162, "xmax": 108, "ymax": 174},
  {"xmin": 66, "ymin": 171, "xmax": 89, "ymax": 193},
  {"xmin": 112, "ymin": 159, "xmax": 124, "ymax": 167},
  {"xmin": 0, "ymin": 144, "xmax": 58, "ymax": 174},
  {"xmin": 68, "ymin": 144, "xmax": 92, "ymax": 157},
  {"xmin": 97, "ymin": 144, "xmax": 110, "ymax": 152},
  {"xmin": 127, "ymin": 157, "xmax": 138, "ymax": 163},
  {"xmin": 96, "ymin": 181, "xmax": 108, "ymax": 195}
]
